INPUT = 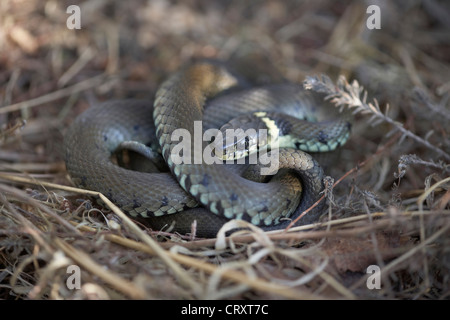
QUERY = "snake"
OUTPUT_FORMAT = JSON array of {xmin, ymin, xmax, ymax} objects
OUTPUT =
[{"xmin": 64, "ymin": 61, "xmax": 351, "ymax": 237}]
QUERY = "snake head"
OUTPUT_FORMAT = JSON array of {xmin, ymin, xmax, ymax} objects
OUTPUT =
[{"xmin": 213, "ymin": 114, "xmax": 269, "ymax": 161}]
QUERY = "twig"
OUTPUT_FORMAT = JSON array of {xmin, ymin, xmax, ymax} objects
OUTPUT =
[
  {"xmin": 0, "ymin": 74, "xmax": 107, "ymax": 115},
  {"xmin": 0, "ymin": 173, "xmax": 203, "ymax": 296},
  {"xmin": 58, "ymin": 47, "xmax": 96, "ymax": 87},
  {"xmin": 98, "ymin": 231, "xmax": 321, "ymax": 299},
  {"xmin": 0, "ymin": 173, "xmax": 323, "ymax": 299},
  {"xmin": 350, "ymin": 222, "xmax": 450, "ymax": 292},
  {"xmin": 54, "ymin": 239, "xmax": 147, "ymax": 299},
  {"xmin": 155, "ymin": 209, "xmax": 450, "ymax": 250}
]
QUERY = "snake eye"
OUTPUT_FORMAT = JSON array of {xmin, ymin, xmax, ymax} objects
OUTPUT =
[{"xmin": 244, "ymin": 136, "xmax": 249, "ymax": 150}]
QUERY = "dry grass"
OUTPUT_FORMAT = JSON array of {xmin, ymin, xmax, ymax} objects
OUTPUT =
[{"xmin": 0, "ymin": 0, "xmax": 449, "ymax": 300}]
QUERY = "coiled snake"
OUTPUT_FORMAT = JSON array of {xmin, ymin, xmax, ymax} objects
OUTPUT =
[{"xmin": 64, "ymin": 61, "xmax": 351, "ymax": 237}]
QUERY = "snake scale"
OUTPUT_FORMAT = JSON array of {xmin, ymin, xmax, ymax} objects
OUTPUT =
[{"xmin": 64, "ymin": 61, "xmax": 351, "ymax": 237}]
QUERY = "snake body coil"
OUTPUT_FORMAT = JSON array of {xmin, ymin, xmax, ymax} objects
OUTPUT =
[{"xmin": 64, "ymin": 61, "xmax": 351, "ymax": 237}]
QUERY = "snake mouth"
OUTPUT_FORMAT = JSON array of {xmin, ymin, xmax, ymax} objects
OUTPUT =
[{"xmin": 214, "ymin": 135, "xmax": 258, "ymax": 161}]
